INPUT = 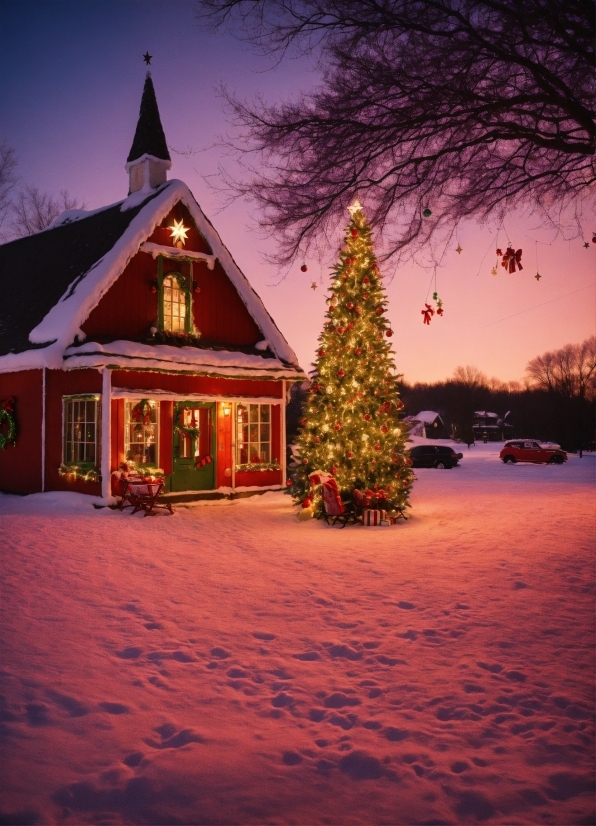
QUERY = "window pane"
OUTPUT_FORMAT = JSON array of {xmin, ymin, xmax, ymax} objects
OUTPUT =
[
  {"xmin": 260, "ymin": 443, "xmax": 270, "ymax": 463},
  {"xmin": 260, "ymin": 406, "xmax": 270, "ymax": 422},
  {"xmin": 124, "ymin": 401, "xmax": 159, "ymax": 465},
  {"xmin": 260, "ymin": 423, "xmax": 270, "ymax": 442},
  {"xmin": 249, "ymin": 404, "xmax": 258, "ymax": 422},
  {"xmin": 249, "ymin": 423, "xmax": 259, "ymax": 442}
]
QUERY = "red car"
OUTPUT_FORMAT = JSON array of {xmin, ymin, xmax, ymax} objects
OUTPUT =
[{"xmin": 499, "ymin": 440, "xmax": 567, "ymax": 464}]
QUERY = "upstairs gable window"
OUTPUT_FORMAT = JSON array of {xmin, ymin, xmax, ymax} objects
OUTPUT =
[{"xmin": 162, "ymin": 274, "xmax": 187, "ymax": 332}]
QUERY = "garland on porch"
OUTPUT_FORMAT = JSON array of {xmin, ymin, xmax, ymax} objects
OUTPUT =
[
  {"xmin": 149, "ymin": 329, "xmax": 202, "ymax": 347},
  {"xmin": 58, "ymin": 463, "xmax": 101, "ymax": 483},
  {"xmin": 124, "ymin": 461, "xmax": 165, "ymax": 478},
  {"xmin": 0, "ymin": 397, "xmax": 16, "ymax": 449},
  {"xmin": 236, "ymin": 461, "xmax": 281, "ymax": 473}
]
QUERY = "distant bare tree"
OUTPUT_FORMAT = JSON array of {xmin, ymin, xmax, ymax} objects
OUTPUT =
[
  {"xmin": 0, "ymin": 140, "xmax": 18, "ymax": 235},
  {"xmin": 452, "ymin": 365, "xmax": 489, "ymax": 388},
  {"xmin": 526, "ymin": 336, "xmax": 596, "ymax": 401},
  {"xmin": 527, "ymin": 336, "xmax": 596, "ymax": 453},
  {"xmin": 199, "ymin": 0, "xmax": 595, "ymax": 264},
  {"xmin": 11, "ymin": 185, "xmax": 84, "ymax": 237}
]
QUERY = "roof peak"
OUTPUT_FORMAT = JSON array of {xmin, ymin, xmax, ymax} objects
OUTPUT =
[{"xmin": 127, "ymin": 74, "xmax": 171, "ymax": 165}]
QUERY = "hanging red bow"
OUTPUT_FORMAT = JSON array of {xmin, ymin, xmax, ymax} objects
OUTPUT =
[
  {"xmin": 421, "ymin": 303, "xmax": 434, "ymax": 325},
  {"xmin": 497, "ymin": 247, "xmax": 523, "ymax": 273}
]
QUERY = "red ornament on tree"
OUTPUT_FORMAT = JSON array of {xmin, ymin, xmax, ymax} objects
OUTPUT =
[
  {"xmin": 374, "ymin": 443, "xmax": 381, "ymax": 451},
  {"xmin": 354, "ymin": 306, "xmax": 362, "ymax": 314},
  {"xmin": 286, "ymin": 479, "xmax": 292, "ymax": 486},
  {"xmin": 347, "ymin": 302, "xmax": 354, "ymax": 310},
  {"xmin": 381, "ymin": 425, "xmax": 388, "ymax": 433},
  {"xmin": 364, "ymin": 413, "xmax": 371, "ymax": 421},
  {"xmin": 386, "ymin": 329, "xmax": 393, "ymax": 337},
  {"xmin": 334, "ymin": 422, "xmax": 342, "ymax": 431},
  {"xmin": 363, "ymin": 276, "xmax": 370, "ymax": 285},
  {"xmin": 345, "ymin": 257, "xmax": 352, "ymax": 266},
  {"xmin": 361, "ymin": 292, "xmax": 368, "ymax": 300},
  {"xmin": 318, "ymin": 349, "xmax": 325, "ymax": 357},
  {"xmin": 330, "ymin": 466, "xmax": 338, "ymax": 475},
  {"xmin": 338, "ymin": 369, "xmax": 345, "ymax": 378},
  {"xmin": 351, "ymin": 228, "xmax": 358, "ymax": 237},
  {"xmin": 302, "ymin": 497, "xmax": 311, "ymax": 508},
  {"xmin": 375, "ymin": 306, "xmax": 383, "ymax": 315},
  {"xmin": 354, "ymin": 347, "xmax": 362, "ymax": 355},
  {"xmin": 346, "ymin": 450, "xmax": 354, "ymax": 458}
]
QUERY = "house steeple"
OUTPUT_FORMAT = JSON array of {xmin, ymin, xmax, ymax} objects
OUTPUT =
[{"xmin": 125, "ymin": 72, "xmax": 171, "ymax": 194}]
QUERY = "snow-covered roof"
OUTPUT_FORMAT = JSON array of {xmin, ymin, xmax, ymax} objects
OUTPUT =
[
  {"xmin": 413, "ymin": 410, "xmax": 443, "ymax": 424},
  {"xmin": 0, "ymin": 179, "xmax": 304, "ymax": 378}
]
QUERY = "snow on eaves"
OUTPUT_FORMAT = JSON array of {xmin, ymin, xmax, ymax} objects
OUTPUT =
[
  {"xmin": 24, "ymin": 180, "xmax": 302, "ymax": 370},
  {"xmin": 61, "ymin": 340, "xmax": 305, "ymax": 380},
  {"xmin": 410, "ymin": 410, "xmax": 443, "ymax": 424}
]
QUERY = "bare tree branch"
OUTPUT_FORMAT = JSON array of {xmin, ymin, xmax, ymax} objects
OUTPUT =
[
  {"xmin": 11, "ymin": 185, "xmax": 85, "ymax": 237},
  {"xmin": 527, "ymin": 335, "xmax": 596, "ymax": 400},
  {"xmin": 198, "ymin": 0, "xmax": 595, "ymax": 264}
]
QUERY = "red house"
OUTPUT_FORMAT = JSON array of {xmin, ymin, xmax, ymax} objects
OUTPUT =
[{"xmin": 0, "ymin": 74, "xmax": 305, "ymax": 501}]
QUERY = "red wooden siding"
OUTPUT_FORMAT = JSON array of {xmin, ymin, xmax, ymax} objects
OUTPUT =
[
  {"xmin": 159, "ymin": 402, "xmax": 173, "ymax": 476},
  {"xmin": 81, "ymin": 251, "xmax": 158, "ymax": 341},
  {"xmin": 0, "ymin": 370, "xmax": 43, "ymax": 494},
  {"xmin": 81, "ymin": 201, "xmax": 264, "ymax": 348},
  {"xmin": 111, "ymin": 399, "xmax": 125, "ymax": 471},
  {"xmin": 44, "ymin": 369, "xmax": 102, "ymax": 495},
  {"xmin": 216, "ymin": 403, "xmax": 233, "ymax": 488},
  {"xmin": 111, "ymin": 371, "xmax": 283, "ymax": 399}
]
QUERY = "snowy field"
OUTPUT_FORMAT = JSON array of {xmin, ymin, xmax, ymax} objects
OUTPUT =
[{"xmin": 0, "ymin": 444, "xmax": 594, "ymax": 825}]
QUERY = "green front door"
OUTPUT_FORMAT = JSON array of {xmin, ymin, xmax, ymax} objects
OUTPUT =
[{"xmin": 172, "ymin": 402, "xmax": 215, "ymax": 492}]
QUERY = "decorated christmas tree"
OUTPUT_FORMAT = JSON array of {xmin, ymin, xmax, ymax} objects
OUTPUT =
[{"xmin": 291, "ymin": 202, "xmax": 414, "ymax": 518}]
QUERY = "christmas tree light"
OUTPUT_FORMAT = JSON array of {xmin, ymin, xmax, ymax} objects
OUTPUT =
[{"xmin": 291, "ymin": 202, "xmax": 414, "ymax": 518}]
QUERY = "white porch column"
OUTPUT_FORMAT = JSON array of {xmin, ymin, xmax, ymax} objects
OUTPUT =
[
  {"xmin": 281, "ymin": 380, "xmax": 287, "ymax": 484},
  {"xmin": 101, "ymin": 368, "xmax": 111, "ymax": 500}
]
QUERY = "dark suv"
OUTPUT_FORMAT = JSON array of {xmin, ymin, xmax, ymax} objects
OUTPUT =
[{"xmin": 408, "ymin": 445, "xmax": 463, "ymax": 469}]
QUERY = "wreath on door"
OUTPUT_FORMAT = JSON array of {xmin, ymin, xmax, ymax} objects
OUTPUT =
[{"xmin": 0, "ymin": 397, "xmax": 16, "ymax": 449}]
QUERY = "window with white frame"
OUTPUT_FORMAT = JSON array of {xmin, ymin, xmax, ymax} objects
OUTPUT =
[
  {"xmin": 125, "ymin": 400, "xmax": 159, "ymax": 465},
  {"xmin": 162, "ymin": 274, "xmax": 187, "ymax": 332},
  {"xmin": 63, "ymin": 396, "xmax": 100, "ymax": 465},
  {"xmin": 236, "ymin": 403, "xmax": 271, "ymax": 465}
]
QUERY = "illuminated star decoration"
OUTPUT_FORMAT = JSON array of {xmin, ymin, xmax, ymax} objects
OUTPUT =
[
  {"xmin": 143, "ymin": 52, "xmax": 152, "ymax": 65},
  {"xmin": 535, "ymin": 272, "xmax": 542, "ymax": 280},
  {"xmin": 347, "ymin": 199, "xmax": 363, "ymax": 216},
  {"xmin": 169, "ymin": 219, "xmax": 189, "ymax": 246},
  {"xmin": 584, "ymin": 242, "xmax": 590, "ymax": 248},
  {"xmin": 311, "ymin": 282, "xmax": 318, "ymax": 290},
  {"xmin": 455, "ymin": 244, "xmax": 463, "ymax": 254}
]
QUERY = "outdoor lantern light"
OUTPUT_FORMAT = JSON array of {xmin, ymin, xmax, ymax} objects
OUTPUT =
[{"xmin": 223, "ymin": 404, "xmax": 231, "ymax": 416}]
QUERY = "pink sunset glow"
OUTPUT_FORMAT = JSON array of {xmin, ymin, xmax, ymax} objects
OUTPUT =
[{"xmin": 1, "ymin": 0, "xmax": 593, "ymax": 384}]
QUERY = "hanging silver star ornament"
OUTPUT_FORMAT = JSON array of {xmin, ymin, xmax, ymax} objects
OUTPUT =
[
  {"xmin": 455, "ymin": 244, "xmax": 463, "ymax": 254},
  {"xmin": 311, "ymin": 282, "xmax": 318, "ymax": 290},
  {"xmin": 535, "ymin": 272, "xmax": 541, "ymax": 280}
]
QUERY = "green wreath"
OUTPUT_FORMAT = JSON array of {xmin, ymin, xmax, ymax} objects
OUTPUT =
[{"xmin": 0, "ymin": 397, "xmax": 16, "ymax": 449}]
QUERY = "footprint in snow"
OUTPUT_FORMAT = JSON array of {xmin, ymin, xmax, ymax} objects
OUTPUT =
[
  {"xmin": 292, "ymin": 651, "xmax": 320, "ymax": 661},
  {"xmin": 46, "ymin": 689, "xmax": 89, "ymax": 718},
  {"xmin": 122, "ymin": 752, "xmax": 144, "ymax": 767},
  {"xmin": 98, "ymin": 702, "xmax": 130, "ymax": 715},
  {"xmin": 397, "ymin": 601, "xmax": 415, "ymax": 610},
  {"xmin": 144, "ymin": 723, "xmax": 205, "ymax": 749},
  {"xmin": 116, "ymin": 646, "xmax": 142, "ymax": 659},
  {"xmin": 328, "ymin": 644, "xmax": 362, "ymax": 661},
  {"xmin": 252, "ymin": 632, "xmax": 276, "ymax": 641},
  {"xmin": 210, "ymin": 647, "xmax": 231, "ymax": 659}
]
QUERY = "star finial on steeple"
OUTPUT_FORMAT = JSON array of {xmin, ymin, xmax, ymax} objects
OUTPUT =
[{"xmin": 143, "ymin": 51, "xmax": 152, "ymax": 65}]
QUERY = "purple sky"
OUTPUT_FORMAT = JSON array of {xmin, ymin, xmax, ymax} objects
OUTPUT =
[{"xmin": 2, "ymin": 0, "xmax": 594, "ymax": 383}]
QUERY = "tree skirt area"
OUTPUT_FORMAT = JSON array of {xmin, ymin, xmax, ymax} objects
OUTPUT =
[{"xmin": 0, "ymin": 445, "xmax": 594, "ymax": 826}]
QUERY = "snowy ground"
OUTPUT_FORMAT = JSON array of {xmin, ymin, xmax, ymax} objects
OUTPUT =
[{"xmin": 1, "ymin": 444, "xmax": 594, "ymax": 825}]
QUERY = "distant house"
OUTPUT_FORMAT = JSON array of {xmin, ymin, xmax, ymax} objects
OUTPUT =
[
  {"xmin": 0, "ymin": 74, "xmax": 305, "ymax": 499},
  {"xmin": 404, "ymin": 411, "xmax": 449, "ymax": 439},
  {"xmin": 473, "ymin": 411, "xmax": 514, "ymax": 442}
]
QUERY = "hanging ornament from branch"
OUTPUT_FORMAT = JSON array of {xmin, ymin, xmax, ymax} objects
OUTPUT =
[
  {"xmin": 496, "ymin": 247, "xmax": 523, "ymax": 273},
  {"xmin": 311, "ymin": 282, "xmax": 318, "ymax": 290},
  {"xmin": 421, "ymin": 303, "xmax": 434, "ymax": 325},
  {"xmin": 300, "ymin": 263, "xmax": 308, "ymax": 272},
  {"xmin": 455, "ymin": 244, "xmax": 463, "ymax": 254},
  {"xmin": 422, "ymin": 208, "xmax": 432, "ymax": 218}
]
